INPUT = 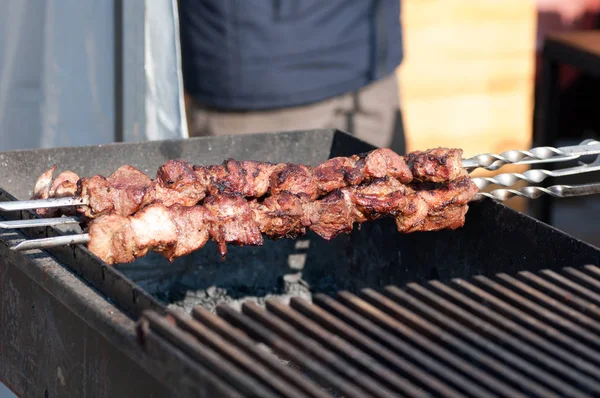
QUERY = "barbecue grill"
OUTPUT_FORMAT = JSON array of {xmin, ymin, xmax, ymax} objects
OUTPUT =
[{"xmin": 1, "ymin": 129, "xmax": 600, "ymax": 397}]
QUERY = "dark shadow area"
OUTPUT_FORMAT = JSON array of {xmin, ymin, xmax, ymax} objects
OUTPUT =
[{"xmin": 556, "ymin": 74, "xmax": 600, "ymax": 139}]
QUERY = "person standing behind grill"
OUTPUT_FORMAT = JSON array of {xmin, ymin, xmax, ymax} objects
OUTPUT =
[{"xmin": 178, "ymin": 0, "xmax": 406, "ymax": 153}]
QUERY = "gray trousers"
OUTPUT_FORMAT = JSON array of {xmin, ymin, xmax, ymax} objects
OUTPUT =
[{"xmin": 185, "ymin": 72, "xmax": 405, "ymax": 152}]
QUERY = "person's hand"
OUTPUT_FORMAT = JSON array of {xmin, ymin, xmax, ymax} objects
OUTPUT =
[{"xmin": 536, "ymin": 0, "xmax": 600, "ymax": 24}]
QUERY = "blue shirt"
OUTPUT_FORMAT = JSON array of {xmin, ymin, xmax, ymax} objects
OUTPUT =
[{"xmin": 179, "ymin": 0, "xmax": 403, "ymax": 110}]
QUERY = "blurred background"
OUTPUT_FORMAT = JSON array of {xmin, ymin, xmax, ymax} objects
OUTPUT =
[{"xmin": 1, "ymin": 1, "xmax": 600, "ymax": 395}]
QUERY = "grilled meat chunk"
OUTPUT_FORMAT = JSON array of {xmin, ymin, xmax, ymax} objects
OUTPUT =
[
  {"xmin": 363, "ymin": 148, "xmax": 412, "ymax": 182},
  {"xmin": 251, "ymin": 192, "xmax": 311, "ymax": 239},
  {"xmin": 164, "ymin": 204, "xmax": 210, "ymax": 261},
  {"xmin": 414, "ymin": 177, "xmax": 479, "ymax": 210},
  {"xmin": 204, "ymin": 194, "xmax": 264, "ymax": 258},
  {"xmin": 87, "ymin": 214, "xmax": 139, "ymax": 264},
  {"xmin": 308, "ymin": 189, "xmax": 356, "ymax": 240},
  {"xmin": 396, "ymin": 177, "xmax": 479, "ymax": 233},
  {"xmin": 313, "ymin": 157, "xmax": 357, "ymax": 195},
  {"xmin": 225, "ymin": 160, "xmax": 275, "ymax": 197},
  {"xmin": 50, "ymin": 171, "xmax": 79, "ymax": 197},
  {"xmin": 419, "ymin": 204, "xmax": 470, "ymax": 231},
  {"xmin": 406, "ymin": 147, "xmax": 465, "ymax": 182},
  {"xmin": 108, "ymin": 165, "xmax": 155, "ymax": 213},
  {"xmin": 31, "ymin": 166, "xmax": 80, "ymax": 217},
  {"xmin": 270, "ymin": 163, "xmax": 319, "ymax": 200},
  {"xmin": 88, "ymin": 204, "xmax": 212, "ymax": 263},
  {"xmin": 77, "ymin": 165, "xmax": 153, "ymax": 218},
  {"xmin": 196, "ymin": 160, "xmax": 276, "ymax": 198},
  {"xmin": 155, "ymin": 160, "xmax": 205, "ymax": 206},
  {"xmin": 129, "ymin": 204, "xmax": 179, "ymax": 253},
  {"xmin": 350, "ymin": 177, "xmax": 410, "ymax": 220},
  {"xmin": 32, "ymin": 166, "xmax": 56, "ymax": 200}
]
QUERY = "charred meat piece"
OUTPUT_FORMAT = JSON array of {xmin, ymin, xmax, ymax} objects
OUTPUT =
[
  {"xmin": 77, "ymin": 176, "xmax": 113, "ymax": 218},
  {"xmin": 419, "ymin": 204, "xmax": 469, "ymax": 232},
  {"xmin": 155, "ymin": 160, "xmax": 205, "ymax": 206},
  {"xmin": 78, "ymin": 166, "xmax": 153, "ymax": 218},
  {"xmin": 108, "ymin": 165, "xmax": 155, "ymax": 214},
  {"xmin": 48, "ymin": 171, "xmax": 80, "ymax": 216},
  {"xmin": 129, "ymin": 204, "xmax": 179, "ymax": 254},
  {"xmin": 163, "ymin": 204, "xmax": 210, "ymax": 261},
  {"xmin": 394, "ymin": 192, "xmax": 430, "ymax": 233},
  {"xmin": 270, "ymin": 163, "xmax": 319, "ymax": 199},
  {"xmin": 203, "ymin": 194, "xmax": 264, "ymax": 258},
  {"xmin": 414, "ymin": 177, "xmax": 479, "ymax": 210},
  {"xmin": 32, "ymin": 166, "xmax": 56, "ymax": 200},
  {"xmin": 396, "ymin": 177, "xmax": 478, "ymax": 233},
  {"xmin": 308, "ymin": 189, "xmax": 355, "ymax": 240},
  {"xmin": 195, "ymin": 165, "xmax": 226, "ymax": 196},
  {"xmin": 349, "ymin": 177, "xmax": 409, "ymax": 220},
  {"xmin": 31, "ymin": 166, "xmax": 80, "ymax": 217},
  {"xmin": 363, "ymin": 148, "xmax": 413, "ymax": 183},
  {"xmin": 88, "ymin": 204, "xmax": 179, "ymax": 264},
  {"xmin": 312, "ymin": 149, "xmax": 412, "ymax": 197},
  {"xmin": 199, "ymin": 160, "xmax": 276, "ymax": 198},
  {"xmin": 239, "ymin": 160, "xmax": 276, "ymax": 197},
  {"xmin": 88, "ymin": 214, "xmax": 140, "ymax": 264},
  {"xmin": 251, "ymin": 192, "xmax": 310, "ymax": 239},
  {"xmin": 50, "ymin": 171, "xmax": 79, "ymax": 198},
  {"xmin": 406, "ymin": 147, "xmax": 465, "ymax": 182},
  {"xmin": 88, "ymin": 204, "xmax": 210, "ymax": 264},
  {"xmin": 313, "ymin": 157, "xmax": 358, "ymax": 196}
]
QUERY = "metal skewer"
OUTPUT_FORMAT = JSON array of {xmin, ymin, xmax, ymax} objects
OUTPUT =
[
  {"xmin": 11, "ymin": 233, "xmax": 90, "ymax": 251},
  {"xmin": 471, "ymin": 151, "xmax": 600, "ymax": 190},
  {"xmin": 0, "ymin": 216, "xmax": 81, "ymax": 229},
  {"xmin": 475, "ymin": 182, "xmax": 600, "ymax": 202},
  {"xmin": 462, "ymin": 139, "xmax": 600, "ymax": 170},
  {"xmin": 0, "ymin": 196, "xmax": 88, "ymax": 212}
]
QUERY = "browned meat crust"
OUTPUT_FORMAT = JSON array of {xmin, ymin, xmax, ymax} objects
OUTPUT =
[
  {"xmin": 32, "ymin": 147, "xmax": 467, "ymax": 219},
  {"xmin": 154, "ymin": 160, "xmax": 206, "ymax": 206},
  {"xmin": 32, "ymin": 166, "xmax": 56, "ymax": 200},
  {"xmin": 88, "ymin": 176, "xmax": 479, "ymax": 265},
  {"xmin": 77, "ymin": 165, "xmax": 154, "ymax": 218},
  {"xmin": 405, "ymin": 147, "xmax": 465, "ymax": 182},
  {"xmin": 31, "ymin": 166, "xmax": 80, "ymax": 217},
  {"xmin": 396, "ymin": 178, "xmax": 479, "ymax": 233}
]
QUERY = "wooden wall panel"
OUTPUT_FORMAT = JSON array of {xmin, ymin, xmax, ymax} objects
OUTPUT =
[
  {"xmin": 398, "ymin": 0, "xmax": 536, "ymax": 158},
  {"xmin": 397, "ymin": 0, "xmax": 537, "ymax": 210}
]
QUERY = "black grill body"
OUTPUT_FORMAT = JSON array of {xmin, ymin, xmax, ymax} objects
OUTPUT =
[{"xmin": 0, "ymin": 129, "xmax": 599, "ymax": 397}]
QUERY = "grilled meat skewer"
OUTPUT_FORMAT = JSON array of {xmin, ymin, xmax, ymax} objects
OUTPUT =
[
  {"xmin": 26, "ymin": 148, "xmax": 466, "ymax": 220},
  {"xmin": 85, "ymin": 176, "xmax": 478, "ymax": 265},
  {"xmin": 6, "ymin": 139, "xmax": 599, "ymax": 218}
]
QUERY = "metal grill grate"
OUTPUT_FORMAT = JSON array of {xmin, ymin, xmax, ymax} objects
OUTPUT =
[{"xmin": 141, "ymin": 264, "xmax": 600, "ymax": 398}]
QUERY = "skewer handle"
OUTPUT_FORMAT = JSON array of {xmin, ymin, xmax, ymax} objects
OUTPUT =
[
  {"xmin": 463, "ymin": 139, "xmax": 600, "ymax": 170},
  {"xmin": 0, "ymin": 197, "xmax": 88, "ymax": 212},
  {"xmin": 11, "ymin": 233, "xmax": 90, "ymax": 251},
  {"xmin": 471, "ymin": 155, "xmax": 600, "ymax": 190},
  {"xmin": 475, "ymin": 183, "xmax": 600, "ymax": 202},
  {"xmin": 0, "ymin": 216, "xmax": 81, "ymax": 229}
]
